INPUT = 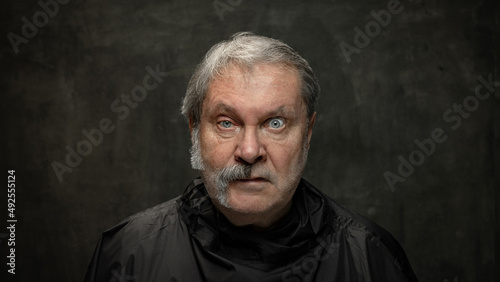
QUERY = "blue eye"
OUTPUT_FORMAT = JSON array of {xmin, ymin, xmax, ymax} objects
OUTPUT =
[
  {"xmin": 268, "ymin": 118, "xmax": 285, "ymax": 129},
  {"xmin": 219, "ymin": 120, "xmax": 233, "ymax": 128}
]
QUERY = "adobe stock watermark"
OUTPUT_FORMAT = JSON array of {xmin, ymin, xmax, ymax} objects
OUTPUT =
[
  {"xmin": 340, "ymin": 0, "xmax": 412, "ymax": 63},
  {"xmin": 51, "ymin": 65, "xmax": 169, "ymax": 183},
  {"xmin": 281, "ymin": 232, "xmax": 337, "ymax": 281},
  {"xmin": 384, "ymin": 74, "xmax": 499, "ymax": 191},
  {"xmin": 213, "ymin": 0, "xmax": 243, "ymax": 21},
  {"xmin": 7, "ymin": 0, "xmax": 71, "ymax": 54}
]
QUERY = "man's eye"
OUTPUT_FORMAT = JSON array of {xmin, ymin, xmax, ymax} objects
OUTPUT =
[
  {"xmin": 219, "ymin": 120, "xmax": 233, "ymax": 128},
  {"xmin": 268, "ymin": 118, "xmax": 285, "ymax": 129}
]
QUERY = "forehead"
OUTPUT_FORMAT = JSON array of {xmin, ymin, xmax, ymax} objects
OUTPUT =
[{"xmin": 203, "ymin": 63, "xmax": 304, "ymax": 117}]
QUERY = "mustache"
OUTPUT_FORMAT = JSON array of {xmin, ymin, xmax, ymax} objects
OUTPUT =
[
  {"xmin": 214, "ymin": 163, "xmax": 272, "ymax": 189},
  {"xmin": 216, "ymin": 164, "xmax": 251, "ymax": 186}
]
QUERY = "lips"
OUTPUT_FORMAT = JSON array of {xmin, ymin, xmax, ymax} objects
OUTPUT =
[
  {"xmin": 238, "ymin": 177, "xmax": 267, "ymax": 182},
  {"xmin": 232, "ymin": 178, "xmax": 268, "ymax": 192},
  {"xmin": 232, "ymin": 177, "xmax": 269, "ymax": 187}
]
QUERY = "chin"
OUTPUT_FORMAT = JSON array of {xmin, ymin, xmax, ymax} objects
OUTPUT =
[{"xmin": 225, "ymin": 192, "xmax": 274, "ymax": 215}]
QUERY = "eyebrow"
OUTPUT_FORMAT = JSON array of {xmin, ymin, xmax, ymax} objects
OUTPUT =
[
  {"xmin": 213, "ymin": 103, "xmax": 236, "ymax": 115},
  {"xmin": 213, "ymin": 103, "xmax": 294, "ymax": 119}
]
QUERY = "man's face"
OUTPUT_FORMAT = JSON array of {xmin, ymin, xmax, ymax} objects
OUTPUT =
[{"xmin": 191, "ymin": 63, "xmax": 315, "ymax": 220}]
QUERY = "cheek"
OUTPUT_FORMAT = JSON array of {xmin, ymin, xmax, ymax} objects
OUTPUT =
[
  {"xmin": 200, "ymin": 129, "xmax": 235, "ymax": 167},
  {"xmin": 268, "ymin": 138, "xmax": 304, "ymax": 172}
]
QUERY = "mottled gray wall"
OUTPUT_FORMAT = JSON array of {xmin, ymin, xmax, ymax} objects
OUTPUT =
[{"xmin": 1, "ymin": 0, "xmax": 497, "ymax": 281}]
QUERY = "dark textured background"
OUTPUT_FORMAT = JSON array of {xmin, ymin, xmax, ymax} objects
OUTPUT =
[{"xmin": 1, "ymin": 0, "xmax": 497, "ymax": 281}]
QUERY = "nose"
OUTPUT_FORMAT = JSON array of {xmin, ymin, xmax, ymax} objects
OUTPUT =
[{"xmin": 235, "ymin": 127, "xmax": 265, "ymax": 164}]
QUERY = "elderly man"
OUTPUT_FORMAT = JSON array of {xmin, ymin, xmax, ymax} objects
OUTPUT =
[{"xmin": 84, "ymin": 32, "xmax": 418, "ymax": 281}]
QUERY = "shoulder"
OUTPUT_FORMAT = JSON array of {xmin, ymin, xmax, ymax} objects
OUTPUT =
[
  {"xmin": 100, "ymin": 196, "xmax": 182, "ymax": 248},
  {"xmin": 84, "ymin": 196, "xmax": 196, "ymax": 281},
  {"xmin": 301, "ymin": 178, "xmax": 393, "ymax": 237},
  {"xmin": 301, "ymin": 179, "xmax": 418, "ymax": 281},
  {"xmin": 301, "ymin": 178, "xmax": 402, "ymax": 245}
]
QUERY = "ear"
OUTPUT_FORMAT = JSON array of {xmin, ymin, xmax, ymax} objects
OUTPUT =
[{"xmin": 306, "ymin": 112, "xmax": 316, "ymax": 150}]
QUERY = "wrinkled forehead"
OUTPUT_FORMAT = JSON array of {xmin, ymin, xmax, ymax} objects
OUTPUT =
[
  {"xmin": 210, "ymin": 61, "xmax": 300, "ymax": 93},
  {"xmin": 207, "ymin": 62, "xmax": 302, "ymax": 100}
]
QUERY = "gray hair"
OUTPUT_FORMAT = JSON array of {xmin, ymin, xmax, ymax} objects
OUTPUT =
[{"xmin": 181, "ymin": 32, "xmax": 320, "ymax": 125}]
